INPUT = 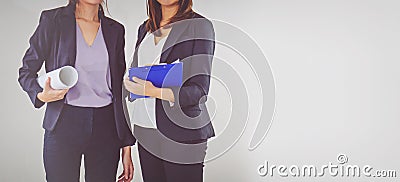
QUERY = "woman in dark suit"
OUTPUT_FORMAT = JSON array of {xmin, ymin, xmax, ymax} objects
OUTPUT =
[
  {"xmin": 123, "ymin": 0, "xmax": 215, "ymax": 181},
  {"xmin": 18, "ymin": 0, "xmax": 135, "ymax": 181}
]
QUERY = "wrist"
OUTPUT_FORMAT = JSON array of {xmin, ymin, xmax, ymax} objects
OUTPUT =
[
  {"xmin": 148, "ymin": 87, "xmax": 161, "ymax": 98},
  {"xmin": 37, "ymin": 92, "xmax": 45, "ymax": 102},
  {"xmin": 122, "ymin": 146, "xmax": 132, "ymax": 160},
  {"xmin": 122, "ymin": 146, "xmax": 131, "ymax": 155}
]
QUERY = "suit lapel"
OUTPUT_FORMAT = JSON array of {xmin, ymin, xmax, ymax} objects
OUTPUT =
[
  {"xmin": 57, "ymin": 4, "xmax": 77, "ymax": 67},
  {"xmin": 160, "ymin": 20, "xmax": 190, "ymax": 63},
  {"xmin": 134, "ymin": 19, "xmax": 190, "ymax": 65},
  {"xmin": 131, "ymin": 23, "xmax": 148, "ymax": 68},
  {"xmin": 101, "ymin": 18, "xmax": 118, "ymax": 89},
  {"xmin": 136, "ymin": 24, "xmax": 147, "ymax": 49}
]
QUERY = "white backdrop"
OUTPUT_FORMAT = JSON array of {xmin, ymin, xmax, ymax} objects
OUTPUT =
[{"xmin": 1, "ymin": 0, "xmax": 399, "ymax": 181}]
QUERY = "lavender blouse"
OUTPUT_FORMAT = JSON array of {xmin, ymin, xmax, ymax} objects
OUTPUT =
[{"xmin": 66, "ymin": 23, "xmax": 113, "ymax": 107}]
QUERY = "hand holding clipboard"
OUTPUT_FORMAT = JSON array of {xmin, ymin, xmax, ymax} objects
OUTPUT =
[{"xmin": 128, "ymin": 61, "xmax": 183, "ymax": 101}]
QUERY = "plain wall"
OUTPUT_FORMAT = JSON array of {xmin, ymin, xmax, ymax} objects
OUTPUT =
[{"xmin": 1, "ymin": 0, "xmax": 399, "ymax": 181}]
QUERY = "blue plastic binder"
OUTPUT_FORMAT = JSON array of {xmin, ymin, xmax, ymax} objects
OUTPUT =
[{"xmin": 128, "ymin": 62, "xmax": 183, "ymax": 101}]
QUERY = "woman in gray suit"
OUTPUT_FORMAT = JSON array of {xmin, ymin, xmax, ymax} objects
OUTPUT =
[{"xmin": 124, "ymin": 0, "xmax": 215, "ymax": 181}]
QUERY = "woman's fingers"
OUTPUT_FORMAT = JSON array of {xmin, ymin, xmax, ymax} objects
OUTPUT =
[
  {"xmin": 125, "ymin": 168, "xmax": 129, "ymax": 180},
  {"xmin": 123, "ymin": 78, "xmax": 129, "ymax": 85},
  {"xmin": 132, "ymin": 83, "xmax": 145, "ymax": 95},
  {"xmin": 124, "ymin": 162, "xmax": 132, "ymax": 181},
  {"xmin": 124, "ymin": 77, "xmax": 149, "ymax": 96},
  {"xmin": 117, "ymin": 173, "xmax": 125, "ymax": 181},
  {"xmin": 61, "ymin": 89, "xmax": 69, "ymax": 94},
  {"xmin": 124, "ymin": 77, "xmax": 139, "ymax": 87},
  {"xmin": 43, "ymin": 77, "xmax": 69, "ymax": 97},
  {"xmin": 124, "ymin": 79, "xmax": 137, "ymax": 90},
  {"xmin": 129, "ymin": 164, "xmax": 134, "ymax": 181},
  {"xmin": 132, "ymin": 77, "xmax": 146, "ymax": 85},
  {"xmin": 54, "ymin": 89, "xmax": 69, "ymax": 97},
  {"xmin": 44, "ymin": 77, "xmax": 53, "ymax": 91}
]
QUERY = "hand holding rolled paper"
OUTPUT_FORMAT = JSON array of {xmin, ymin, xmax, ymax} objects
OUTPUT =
[
  {"xmin": 37, "ymin": 77, "xmax": 70, "ymax": 103},
  {"xmin": 36, "ymin": 66, "xmax": 78, "ymax": 103}
]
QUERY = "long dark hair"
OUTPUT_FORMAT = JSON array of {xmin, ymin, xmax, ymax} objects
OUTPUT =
[
  {"xmin": 146, "ymin": 0, "xmax": 194, "ymax": 33},
  {"xmin": 68, "ymin": 0, "xmax": 108, "ymax": 13}
]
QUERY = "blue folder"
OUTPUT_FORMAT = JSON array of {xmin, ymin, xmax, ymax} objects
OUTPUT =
[{"xmin": 128, "ymin": 62, "xmax": 183, "ymax": 101}]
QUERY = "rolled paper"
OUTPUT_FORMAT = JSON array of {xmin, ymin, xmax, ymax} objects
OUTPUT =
[{"xmin": 37, "ymin": 66, "xmax": 78, "ymax": 90}]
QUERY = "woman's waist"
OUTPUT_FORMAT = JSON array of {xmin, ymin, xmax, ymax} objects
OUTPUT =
[{"xmin": 63, "ymin": 102, "xmax": 114, "ymax": 111}]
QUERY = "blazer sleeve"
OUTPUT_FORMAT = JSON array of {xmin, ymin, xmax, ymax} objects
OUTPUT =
[
  {"xmin": 18, "ymin": 11, "xmax": 53, "ymax": 109},
  {"xmin": 125, "ymin": 24, "xmax": 144, "ymax": 102},
  {"xmin": 117, "ymin": 25, "xmax": 137, "ymax": 147},
  {"xmin": 170, "ymin": 19, "xmax": 215, "ymax": 108}
]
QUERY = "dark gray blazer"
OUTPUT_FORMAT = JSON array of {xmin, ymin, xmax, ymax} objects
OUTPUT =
[{"xmin": 131, "ymin": 13, "xmax": 216, "ymax": 142}]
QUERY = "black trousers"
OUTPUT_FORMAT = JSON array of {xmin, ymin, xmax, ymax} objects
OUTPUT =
[
  {"xmin": 43, "ymin": 104, "xmax": 121, "ymax": 182},
  {"xmin": 135, "ymin": 126, "xmax": 208, "ymax": 182}
]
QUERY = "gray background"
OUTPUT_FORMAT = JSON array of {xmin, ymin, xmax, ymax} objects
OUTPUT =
[{"xmin": 1, "ymin": 0, "xmax": 399, "ymax": 181}]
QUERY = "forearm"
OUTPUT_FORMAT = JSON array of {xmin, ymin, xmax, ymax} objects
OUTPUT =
[
  {"xmin": 122, "ymin": 146, "xmax": 131, "ymax": 156},
  {"xmin": 149, "ymin": 87, "xmax": 175, "ymax": 103},
  {"xmin": 37, "ymin": 92, "xmax": 46, "ymax": 103},
  {"xmin": 121, "ymin": 146, "xmax": 132, "ymax": 162}
]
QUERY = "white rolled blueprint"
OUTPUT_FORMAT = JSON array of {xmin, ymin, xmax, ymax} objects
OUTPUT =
[{"xmin": 37, "ymin": 66, "xmax": 78, "ymax": 90}]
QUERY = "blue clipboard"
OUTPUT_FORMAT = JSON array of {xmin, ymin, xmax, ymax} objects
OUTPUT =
[{"xmin": 128, "ymin": 62, "xmax": 183, "ymax": 101}]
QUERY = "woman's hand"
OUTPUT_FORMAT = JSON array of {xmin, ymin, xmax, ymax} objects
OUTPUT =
[
  {"xmin": 37, "ymin": 77, "xmax": 69, "ymax": 103},
  {"xmin": 118, "ymin": 146, "xmax": 134, "ymax": 182},
  {"xmin": 123, "ymin": 77, "xmax": 158, "ymax": 97},
  {"xmin": 123, "ymin": 77, "xmax": 175, "ymax": 103}
]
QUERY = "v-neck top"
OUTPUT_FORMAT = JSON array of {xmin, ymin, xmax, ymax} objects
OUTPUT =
[
  {"xmin": 66, "ymin": 23, "xmax": 113, "ymax": 107},
  {"xmin": 131, "ymin": 31, "xmax": 170, "ymax": 129}
]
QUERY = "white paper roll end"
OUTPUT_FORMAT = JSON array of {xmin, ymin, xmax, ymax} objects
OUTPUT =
[{"xmin": 36, "ymin": 66, "xmax": 79, "ymax": 90}]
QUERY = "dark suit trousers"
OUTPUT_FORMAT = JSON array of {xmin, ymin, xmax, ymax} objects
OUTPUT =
[
  {"xmin": 43, "ymin": 104, "xmax": 120, "ymax": 182},
  {"xmin": 136, "ymin": 127, "xmax": 208, "ymax": 182}
]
